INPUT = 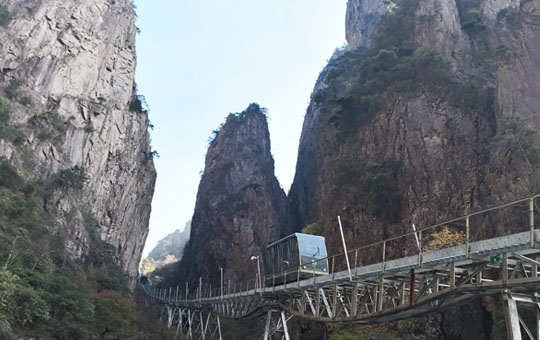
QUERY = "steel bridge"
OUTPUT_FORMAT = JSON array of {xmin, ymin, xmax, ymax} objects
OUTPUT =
[{"xmin": 141, "ymin": 194, "xmax": 540, "ymax": 340}]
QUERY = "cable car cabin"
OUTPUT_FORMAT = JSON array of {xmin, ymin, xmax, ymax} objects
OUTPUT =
[{"xmin": 265, "ymin": 233, "xmax": 329, "ymax": 286}]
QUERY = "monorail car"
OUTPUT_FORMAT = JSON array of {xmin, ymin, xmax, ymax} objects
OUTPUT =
[{"xmin": 264, "ymin": 233, "xmax": 329, "ymax": 286}]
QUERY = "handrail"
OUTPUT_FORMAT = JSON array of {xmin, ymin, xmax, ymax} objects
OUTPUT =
[
  {"xmin": 147, "ymin": 193, "xmax": 539, "ymax": 303},
  {"xmin": 265, "ymin": 193, "xmax": 540, "ymax": 282}
]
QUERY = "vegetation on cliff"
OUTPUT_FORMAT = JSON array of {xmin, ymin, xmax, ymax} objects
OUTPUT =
[
  {"xmin": 293, "ymin": 0, "xmax": 533, "ymax": 337},
  {"xmin": 321, "ymin": 0, "xmax": 494, "ymax": 143},
  {"xmin": 0, "ymin": 160, "xmax": 174, "ymax": 339}
]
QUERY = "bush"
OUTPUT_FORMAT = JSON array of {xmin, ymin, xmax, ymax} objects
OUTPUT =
[
  {"xmin": 0, "ymin": 162, "xmax": 25, "ymax": 191},
  {"xmin": 324, "ymin": 28, "xmax": 453, "ymax": 141},
  {"xmin": 0, "ymin": 159, "xmax": 174, "ymax": 339},
  {"xmin": 0, "ymin": 98, "xmax": 9, "ymax": 121},
  {"xmin": 28, "ymin": 111, "xmax": 67, "ymax": 145},
  {"xmin": 0, "ymin": 6, "xmax": 10, "ymax": 27},
  {"xmin": 129, "ymin": 94, "xmax": 149, "ymax": 113},
  {"xmin": 3, "ymin": 79, "xmax": 20, "ymax": 100},
  {"xmin": 18, "ymin": 95, "xmax": 32, "ymax": 107},
  {"xmin": 43, "ymin": 166, "xmax": 87, "ymax": 195},
  {"xmin": 424, "ymin": 227, "xmax": 466, "ymax": 252},
  {"xmin": 302, "ymin": 222, "xmax": 324, "ymax": 235}
]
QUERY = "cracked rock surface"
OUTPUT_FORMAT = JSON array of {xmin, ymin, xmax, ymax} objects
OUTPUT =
[{"xmin": 0, "ymin": 0, "xmax": 156, "ymax": 289}]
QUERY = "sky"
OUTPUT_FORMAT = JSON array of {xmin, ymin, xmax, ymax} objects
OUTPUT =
[{"xmin": 135, "ymin": 0, "xmax": 347, "ymax": 256}]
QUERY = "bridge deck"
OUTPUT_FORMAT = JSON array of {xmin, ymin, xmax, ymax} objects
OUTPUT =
[
  {"xmin": 147, "ymin": 195, "xmax": 540, "ymax": 324},
  {"xmin": 208, "ymin": 229, "xmax": 540, "ymax": 299}
]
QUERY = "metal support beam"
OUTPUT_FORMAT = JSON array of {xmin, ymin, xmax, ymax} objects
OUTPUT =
[{"xmin": 503, "ymin": 292, "xmax": 522, "ymax": 340}]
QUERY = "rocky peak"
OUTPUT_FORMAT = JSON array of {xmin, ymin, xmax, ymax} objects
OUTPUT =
[
  {"xmin": 346, "ymin": 0, "xmax": 388, "ymax": 49},
  {"xmin": 0, "ymin": 0, "xmax": 156, "ymax": 288},
  {"xmin": 177, "ymin": 104, "xmax": 293, "ymax": 287},
  {"xmin": 291, "ymin": 0, "xmax": 540, "ymax": 337}
]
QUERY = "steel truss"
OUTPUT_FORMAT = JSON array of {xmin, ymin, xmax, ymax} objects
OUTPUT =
[
  {"xmin": 160, "ymin": 304, "xmax": 222, "ymax": 339},
  {"xmin": 262, "ymin": 310, "xmax": 292, "ymax": 340},
  {"xmin": 267, "ymin": 251, "xmax": 540, "ymax": 323},
  {"xmin": 504, "ymin": 291, "xmax": 540, "ymax": 340},
  {"xmin": 142, "ymin": 194, "xmax": 540, "ymax": 340}
]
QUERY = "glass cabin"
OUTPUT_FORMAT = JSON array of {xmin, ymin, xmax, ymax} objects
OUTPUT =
[{"xmin": 264, "ymin": 233, "xmax": 329, "ymax": 286}]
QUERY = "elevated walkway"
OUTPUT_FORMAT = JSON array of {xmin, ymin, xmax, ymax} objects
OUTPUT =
[{"xmin": 143, "ymin": 194, "xmax": 540, "ymax": 340}]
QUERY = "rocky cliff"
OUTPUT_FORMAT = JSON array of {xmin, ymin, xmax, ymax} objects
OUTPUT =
[
  {"xmin": 0, "ymin": 0, "xmax": 156, "ymax": 287},
  {"xmin": 290, "ymin": 0, "xmax": 540, "ymax": 338},
  {"xmin": 345, "ymin": 0, "xmax": 388, "ymax": 49},
  {"xmin": 177, "ymin": 104, "xmax": 293, "ymax": 287},
  {"xmin": 147, "ymin": 220, "xmax": 191, "ymax": 263}
]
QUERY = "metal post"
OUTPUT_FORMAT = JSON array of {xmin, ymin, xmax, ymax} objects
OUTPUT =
[
  {"xmin": 418, "ymin": 230, "xmax": 423, "ymax": 266},
  {"xmin": 338, "ymin": 216, "xmax": 353, "ymax": 281},
  {"xmin": 466, "ymin": 215, "xmax": 470, "ymax": 258},
  {"xmin": 410, "ymin": 269, "xmax": 415, "ymax": 305},
  {"xmin": 382, "ymin": 240, "xmax": 386, "ymax": 272},
  {"xmin": 378, "ymin": 275, "xmax": 384, "ymax": 312},
  {"xmin": 503, "ymin": 253, "xmax": 508, "ymax": 285},
  {"xmin": 176, "ymin": 285, "xmax": 179, "ymax": 303},
  {"xmin": 412, "ymin": 224, "xmax": 420, "ymax": 250},
  {"xmin": 257, "ymin": 257, "xmax": 262, "ymax": 291},
  {"xmin": 220, "ymin": 267, "xmax": 224, "ymax": 300},
  {"xmin": 400, "ymin": 282, "xmax": 406, "ymax": 306},
  {"xmin": 450, "ymin": 262, "xmax": 456, "ymax": 289},
  {"xmin": 354, "ymin": 249, "xmax": 358, "ymax": 277},
  {"xmin": 199, "ymin": 277, "xmax": 202, "ymax": 302},
  {"xmin": 530, "ymin": 198, "xmax": 535, "ymax": 247},
  {"xmin": 186, "ymin": 282, "xmax": 189, "ymax": 300},
  {"xmin": 331, "ymin": 256, "xmax": 335, "ymax": 281}
]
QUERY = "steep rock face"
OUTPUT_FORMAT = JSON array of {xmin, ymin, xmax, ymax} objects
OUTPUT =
[
  {"xmin": 289, "ymin": 61, "xmax": 333, "ymax": 229},
  {"xmin": 0, "ymin": 0, "xmax": 156, "ymax": 287},
  {"xmin": 179, "ymin": 104, "xmax": 293, "ymax": 286},
  {"xmin": 345, "ymin": 0, "xmax": 388, "ymax": 49},
  {"xmin": 295, "ymin": 0, "xmax": 540, "ymax": 258},
  {"xmin": 292, "ymin": 0, "xmax": 540, "ymax": 338}
]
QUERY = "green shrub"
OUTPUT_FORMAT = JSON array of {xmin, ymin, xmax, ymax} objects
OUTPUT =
[
  {"xmin": 43, "ymin": 166, "xmax": 87, "ymax": 195},
  {"xmin": 28, "ymin": 111, "xmax": 67, "ymax": 145},
  {"xmin": 18, "ymin": 95, "xmax": 32, "ymax": 107},
  {"xmin": 95, "ymin": 266, "xmax": 127, "ymax": 292},
  {"xmin": 129, "ymin": 94, "xmax": 149, "ymax": 113},
  {"xmin": 0, "ymin": 162, "xmax": 25, "ymax": 191},
  {"xmin": 3, "ymin": 79, "xmax": 20, "ymax": 100},
  {"xmin": 0, "ymin": 6, "xmax": 10, "ymax": 27},
  {"xmin": 0, "ymin": 99, "xmax": 23, "ymax": 145},
  {"xmin": 323, "ymin": 13, "xmax": 453, "ymax": 141},
  {"xmin": 496, "ymin": 7, "xmax": 520, "ymax": 28},
  {"xmin": 0, "ymin": 158, "xmax": 173, "ymax": 339},
  {"xmin": 0, "ymin": 98, "xmax": 9, "ymax": 121},
  {"xmin": 302, "ymin": 222, "xmax": 324, "ymax": 235}
]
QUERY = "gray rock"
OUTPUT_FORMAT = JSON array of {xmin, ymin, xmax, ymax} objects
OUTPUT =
[
  {"xmin": 346, "ymin": 0, "xmax": 388, "ymax": 49},
  {"xmin": 0, "ymin": 0, "xmax": 156, "ymax": 289},
  {"xmin": 178, "ymin": 104, "xmax": 294, "ymax": 287}
]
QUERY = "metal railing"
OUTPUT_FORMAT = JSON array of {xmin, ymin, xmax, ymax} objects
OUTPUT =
[{"xmin": 147, "ymin": 193, "xmax": 540, "ymax": 304}]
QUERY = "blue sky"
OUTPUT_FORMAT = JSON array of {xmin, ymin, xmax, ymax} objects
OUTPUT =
[{"xmin": 135, "ymin": 1, "xmax": 347, "ymax": 256}]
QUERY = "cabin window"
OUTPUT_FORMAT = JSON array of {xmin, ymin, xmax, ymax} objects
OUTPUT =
[{"xmin": 298, "ymin": 235, "xmax": 328, "ymax": 271}]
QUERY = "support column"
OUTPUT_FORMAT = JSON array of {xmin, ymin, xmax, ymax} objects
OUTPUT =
[
  {"xmin": 281, "ymin": 311, "xmax": 291, "ymax": 340},
  {"xmin": 263, "ymin": 310, "xmax": 272, "ymax": 340},
  {"xmin": 503, "ymin": 292, "xmax": 521, "ymax": 340}
]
